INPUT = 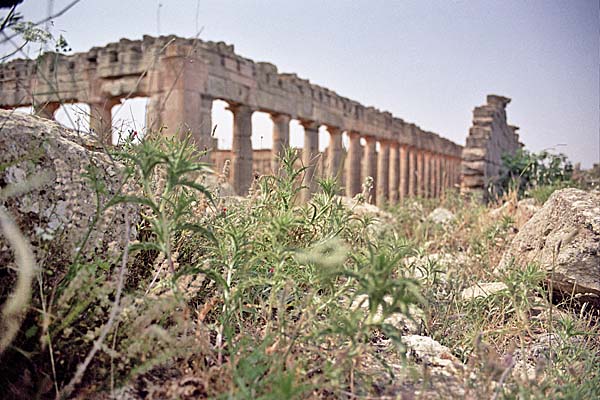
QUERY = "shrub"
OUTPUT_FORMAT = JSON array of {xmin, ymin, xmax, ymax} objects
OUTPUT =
[{"xmin": 491, "ymin": 149, "xmax": 574, "ymax": 202}]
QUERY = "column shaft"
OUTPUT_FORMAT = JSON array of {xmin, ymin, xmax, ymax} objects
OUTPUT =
[
  {"xmin": 408, "ymin": 147, "xmax": 417, "ymax": 197},
  {"xmin": 376, "ymin": 141, "xmax": 390, "ymax": 207},
  {"xmin": 230, "ymin": 104, "xmax": 253, "ymax": 195},
  {"xmin": 33, "ymin": 102, "xmax": 59, "ymax": 120},
  {"xmin": 423, "ymin": 151, "xmax": 431, "ymax": 197},
  {"xmin": 399, "ymin": 144, "xmax": 409, "ymax": 200},
  {"xmin": 433, "ymin": 154, "xmax": 441, "ymax": 198},
  {"xmin": 327, "ymin": 127, "xmax": 343, "ymax": 180},
  {"xmin": 271, "ymin": 113, "xmax": 290, "ymax": 173},
  {"xmin": 362, "ymin": 136, "xmax": 377, "ymax": 203},
  {"xmin": 302, "ymin": 121, "xmax": 319, "ymax": 202},
  {"xmin": 429, "ymin": 153, "xmax": 436, "ymax": 198},
  {"xmin": 90, "ymin": 100, "xmax": 116, "ymax": 145},
  {"xmin": 417, "ymin": 149, "xmax": 425, "ymax": 197},
  {"xmin": 345, "ymin": 132, "xmax": 361, "ymax": 197},
  {"xmin": 389, "ymin": 142, "xmax": 400, "ymax": 205}
]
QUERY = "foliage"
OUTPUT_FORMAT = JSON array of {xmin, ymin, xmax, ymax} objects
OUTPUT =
[
  {"xmin": 0, "ymin": 127, "xmax": 597, "ymax": 399},
  {"xmin": 491, "ymin": 148, "xmax": 574, "ymax": 202}
]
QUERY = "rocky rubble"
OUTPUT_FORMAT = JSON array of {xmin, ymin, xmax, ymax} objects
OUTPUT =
[{"xmin": 498, "ymin": 188, "xmax": 600, "ymax": 300}]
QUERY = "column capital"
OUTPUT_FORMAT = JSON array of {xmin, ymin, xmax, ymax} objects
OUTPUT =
[
  {"xmin": 270, "ymin": 112, "xmax": 291, "ymax": 124},
  {"xmin": 227, "ymin": 103, "xmax": 254, "ymax": 115},
  {"xmin": 300, "ymin": 119, "xmax": 319, "ymax": 131},
  {"xmin": 326, "ymin": 125, "xmax": 342, "ymax": 135},
  {"xmin": 347, "ymin": 130, "xmax": 361, "ymax": 139},
  {"xmin": 363, "ymin": 135, "xmax": 377, "ymax": 143}
]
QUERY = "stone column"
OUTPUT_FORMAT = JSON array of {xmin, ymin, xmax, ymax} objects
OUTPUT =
[
  {"xmin": 145, "ymin": 46, "xmax": 212, "ymax": 158},
  {"xmin": 301, "ymin": 120, "xmax": 319, "ymax": 202},
  {"xmin": 443, "ymin": 156, "xmax": 450, "ymax": 192},
  {"xmin": 417, "ymin": 149, "xmax": 425, "ymax": 197},
  {"xmin": 327, "ymin": 126, "xmax": 343, "ymax": 180},
  {"xmin": 345, "ymin": 131, "xmax": 361, "ymax": 197},
  {"xmin": 423, "ymin": 151, "xmax": 431, "ymax": 197},
  {"xmin": 408, "ymin": 146, "xmax": 417, "ymax": 197},
  {"xmin": 434, "ymin": 153, "xmax": 441, "ymax": 198},
  {"xmin": 399, "ymin": 144, "xmax": 409, "ymax": 200},
  {"xmin": 362, "ymin": 136, "xmax": 377, "ymax": 203},
  {"xmin": 376, "ymin": 140, "xmax": 391, "ymax": 207},
  {"xmin": 33, "ymin": 102, "xmax": 59, "ymax": 120},
  {"xmin": 429, "ymin": 153, "xmax": 436, "ymax": 198},
  {"xmin": 389, "ymin": 142, "xmax": 400, "ymax": 205},
  {"xmin": 230, "ymin": 104, "xmax": 253, "ymax": 196},
  {"xmin": 90, "ymin": 99, "xmax": 117, "ymax": 145},
  {"xmin": 271, "ymin": 113, "xmax": 290, "ymax": 173}
]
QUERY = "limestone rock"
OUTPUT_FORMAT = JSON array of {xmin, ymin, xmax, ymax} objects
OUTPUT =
[
  {"xmin": 0, "ymin": 110, "xmax": 137, "ymax": 269},
  {"xmin": 350, "ymin": 294, "xmax": 424, "ymax": 335},
  {"xmin": 401, "ymin": 335, "xmax": 461, "ymax": 373},
  {"xmin": 461, "ymin": 282, "xmax": 508, "ymax": 301},
  {"xmin": 428, "ymin": 207, "xmax": 454, "ymax": 224},
  {"xmin": 498, "ymin": 188, "xmax": 600, "ymax": 298}
]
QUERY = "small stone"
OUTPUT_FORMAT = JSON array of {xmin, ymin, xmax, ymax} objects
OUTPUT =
[
  {"xmin": 428, "ymin": 207, "xmax": 454, "ymax": 224},
  {"xmin": 461, "ymin": 282, "xmax": 508, "ymax": 301}
]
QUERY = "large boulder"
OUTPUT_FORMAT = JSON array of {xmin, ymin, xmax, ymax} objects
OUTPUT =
[
  {"xmin": 0, "ymin": 110, "xmax": 137, "ymax": 272},
  {"xmin": 498, "ymin": 188, "xmax": 600, "ymax": 298}
]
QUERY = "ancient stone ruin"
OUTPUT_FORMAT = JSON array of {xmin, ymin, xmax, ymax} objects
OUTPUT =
[
  {"xmin": 0, "ymin": 35, "xmax": 520, "ymax": 203},
  {"xmin": 461, "ymin": 95, "xmax": 523, "ymax": 200}
]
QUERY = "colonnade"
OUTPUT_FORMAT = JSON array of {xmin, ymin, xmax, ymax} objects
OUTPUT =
[{"xmin": 204, "ymin": 100, "xmax": 461, "ymax": 204}]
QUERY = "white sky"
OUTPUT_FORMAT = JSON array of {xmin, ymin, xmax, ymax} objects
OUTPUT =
[{"xmin": 3, "ymin": 0, "xmax": 599, "ymax": 167}]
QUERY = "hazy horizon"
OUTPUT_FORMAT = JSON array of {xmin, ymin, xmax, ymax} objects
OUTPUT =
[{"xmin": 2, "ymin": 0, "xmax": 599, "ymax": 167}]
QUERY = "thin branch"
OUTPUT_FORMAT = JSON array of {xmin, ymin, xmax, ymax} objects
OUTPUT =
[{"xmin": 0, "ymin": 0, "xmax": 81, "ymax": 45}]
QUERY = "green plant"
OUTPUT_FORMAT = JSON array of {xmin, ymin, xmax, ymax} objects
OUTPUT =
[{"xmin": 492, "ymin": 149, "xmax": 574, "ymax": 201}]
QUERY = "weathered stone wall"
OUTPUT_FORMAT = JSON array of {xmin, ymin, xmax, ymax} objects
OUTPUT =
[
  {"xmin": 0, "ymin": 35, "xmax": 464, "ymax": 202},
  {"xmin": 461, "ymin": 95, "xmax": 522, "ymax": 200}
]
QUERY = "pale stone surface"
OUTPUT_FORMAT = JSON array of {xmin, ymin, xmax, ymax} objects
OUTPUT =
[
  {"xmin": 461, "ymin": 282, "xmax": 508, "ymax": 301},
  {"xmin": 401, "ymin": 335, "xmax": 462, "ymax": 373},
  {"xmin": 0, "ymin": 110, "xmax": 137, "ymax": 265},
  {"xmin": 498, "ymin": 188, "xmax": 600, "ymax": 297},
  {"xmin": 428, "ymin": 207, "xmax": 455, "ymax": 224}
]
